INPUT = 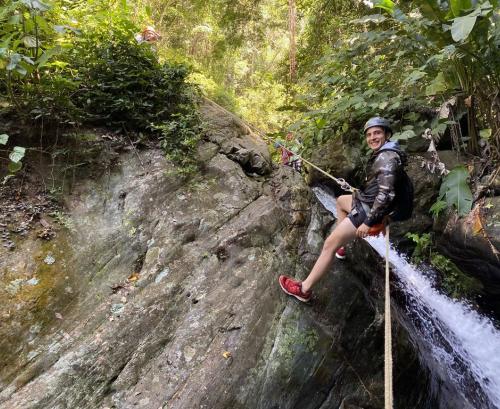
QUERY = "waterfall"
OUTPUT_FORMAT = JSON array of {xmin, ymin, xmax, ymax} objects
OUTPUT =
[{"xmin": 313, "ymin": 186, "xmax": 500, "ymax": 409}]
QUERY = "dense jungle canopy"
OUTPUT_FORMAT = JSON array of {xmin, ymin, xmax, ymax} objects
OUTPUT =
[
  {"xmin": 1, "ymin": 1, "xmax": 500, "ymax": 408},
  {"xmin": 1, "ymin": 0, "xmax": 499, "ymax": 211}
]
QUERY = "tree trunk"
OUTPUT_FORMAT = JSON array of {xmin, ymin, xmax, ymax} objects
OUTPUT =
[{"xmin": 288, "ymin": 0, "xmax": 297, "ymax": 82}]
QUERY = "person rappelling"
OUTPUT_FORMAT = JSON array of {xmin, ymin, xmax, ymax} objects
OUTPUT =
[
  {"xmin": 279, "ymin": 116, "xmax": 412, "ymax": 302},
  {"xmin": 274, "ymin": 132, "xmax": 303, "ymax": 173}
]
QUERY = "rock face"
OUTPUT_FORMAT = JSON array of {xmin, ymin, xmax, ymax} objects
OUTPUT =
[
  {"xmin": 389, "ymin": 154, "xmax": 441, "ymax": 244},
  {"xmin": 0, "ymin": 102, "xmax": 431, "ymax": 409},
  {"xmin": 435, "ymin": 197, "xmax": 500, "ymax": 314},
  {"xmin": 305, "ymin": 132, "xmax": 362, "ymax": 189}
]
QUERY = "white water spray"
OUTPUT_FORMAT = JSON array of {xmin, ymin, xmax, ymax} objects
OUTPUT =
[{"xmin": 313, "ymin": 186, "xmax": 500, "ymax": 409}]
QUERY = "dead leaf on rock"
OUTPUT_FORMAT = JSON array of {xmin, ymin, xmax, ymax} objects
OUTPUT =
[
  {"xmin": 127, "ymin": 272, "xmax": 140, "ymax": 282},
  {"xmin": 472, "ymin": 213, "xmax": 483, "ymax": 236}
]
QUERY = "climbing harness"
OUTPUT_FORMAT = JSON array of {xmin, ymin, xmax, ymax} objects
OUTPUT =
[
  {"xmin": 384, "ymin": 224, "xmax": 394, "ymax": 409},
  {"xmin": 204, "ymin": 97, "xmax": 356, "ymax": 193}
]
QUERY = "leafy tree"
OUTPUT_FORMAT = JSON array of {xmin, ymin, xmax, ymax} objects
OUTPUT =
[{"xmin": 1, "ymin": 0, "xmax": 201, "ymax": 175}]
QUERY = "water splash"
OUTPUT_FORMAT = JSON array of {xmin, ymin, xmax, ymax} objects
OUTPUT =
[{"xmin": 313, "ymin": 186, "xmax": 500, "ymax": 409}]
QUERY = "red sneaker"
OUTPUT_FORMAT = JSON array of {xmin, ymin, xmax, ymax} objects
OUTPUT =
[
  {"xmin": 335, "ymin": 246, "xmax": 346, "ymax": 259},
  {"xmin": 278, "ymin": 275, "xmax": 312, "ymax": 303}
]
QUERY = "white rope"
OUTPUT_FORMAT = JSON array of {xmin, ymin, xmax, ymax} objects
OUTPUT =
[{"xmin": 384, "ymin": 224, "xmax": 394, "ymax": 409}]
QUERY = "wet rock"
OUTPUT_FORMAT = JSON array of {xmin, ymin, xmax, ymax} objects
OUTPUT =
[
  {"xmin": 201, "ymin": 99, "xmax": 272, "ymax": 176},
  {"xmin": 435, "ymin": 196, "xmax": 500, "ymax": 314},
  {"xmin": 306, "ymin": 134, "xmax": 361, "ymax": 187},
  {"xmin": 383, "ymin": 155, "xmax": 441, "ymax": 247},
  {"xmin": 0, "ymin": 101, "xmax": 432, "ymax": 409},
  {"xmin": 481, "ymin": 172, "xmax": 500, "ymax": 195}
]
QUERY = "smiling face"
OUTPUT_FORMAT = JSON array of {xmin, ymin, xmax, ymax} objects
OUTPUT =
[{"xmin": 365, "ymin": 126, "xmax": 387, "ymax": 151}]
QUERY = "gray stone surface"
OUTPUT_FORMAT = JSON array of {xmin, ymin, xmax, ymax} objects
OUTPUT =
[
  {"xmin": 0, "ymin": 102, "xmax": 431, "ymax": 409},
  {"xmin": 435, "ymin": 196, "xmax": 500, "ymax": 307}
]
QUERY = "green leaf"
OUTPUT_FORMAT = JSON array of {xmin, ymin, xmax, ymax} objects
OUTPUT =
[
  {"xmin": 433, "ymin": 122, "xmax": 448, "ymax": 135},
  {"xmin": 35, "ymin": 15, "xmax": 51, "ymax": 33},
  {"xmin": 392, "ymin": 129, "xmax": 416, "ymax": 141},
  {"xmin": 15, "ymin": 65, "xmax": 27, "ymax": 76},
  {"xmin": 373, "ymin": 0, "xmax": 395, "ymax": 14},
  {"xmin": 351, "ymin": 14, "xmax": 387, "ymax": 24},
  {"xmin": 439, "ymin": 166, "xmax": 473, "ymax": 216},
  {"xmin": 451, "ymin": 15, "xmax": 477, "ymax": 41},
  {"xmin": 23, "ymin": 35, "xmax": 38, "ymax": 48},
  {"xmin": 0, "ymin": 134, "xmax": 8, "ymax": 145},
  {"xmin": 8, "ymin": 161, "xmax": 22, "ymax": 173},
  {"xmin": 425, "ymin": 72, "xmax": 448, "ymax": 96},
  {"xmin": 36, "ymin": 45, "xmax": 61, "ymax": 67},
  {"xmin": 22, "ymin": 0, "xmax": 51, "ymax": 11},
  {"xmin": 479, "ymin": 128, "xmax": 492, "ymax": 139},
  {"xmin": 450, "ymin": 0, "xmax": 472, "ymax": 17},
  {"xmin": 315, "ymin": 117, "xmax": 327, "ymax": 130},
  {"xmin": 6, "ymin": 53, "xmax": 21, "ymax": 70},
  {"xmin": 404, "ymin": 70, "xmax": 426, "ymax": 85},
  {"xmin": 8, "ymin": 14, "xmax": 22, "ymax": 25},
  {"xmin": 9, "ymin": 146, "xmax": 26, "ymax": 163},
  {"xmin": 430, "ymin": 200, "xmax": 448, "ymax": 218},
  {"xmin": 22, "ymin": 55, "xmax": 35, "ymax": 65},
  {"xmin": 420, "ymin": 0, "xmax": 446, "ymax": 20}
]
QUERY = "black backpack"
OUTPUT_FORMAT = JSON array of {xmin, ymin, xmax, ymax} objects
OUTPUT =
[{"xmin": 390, "ymin": 168, "xmax": 414, "ymax": 222}]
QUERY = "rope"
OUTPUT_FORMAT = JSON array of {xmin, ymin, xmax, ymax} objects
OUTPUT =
[
  {"xmin": 203, "ymin": 97, "xmax": 356, "ymax": 193},
  {"xmin": 384, "ymin": 224, "xmax": 394, "ymax": 409}
]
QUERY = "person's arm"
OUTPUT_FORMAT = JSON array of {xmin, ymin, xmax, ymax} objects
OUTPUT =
[{"xmin": 364, "ymin": 152, "xmax": 399, "ymax": 227}]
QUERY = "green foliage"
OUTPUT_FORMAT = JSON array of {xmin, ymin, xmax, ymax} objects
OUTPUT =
[
  {"xmin": 153, "ymin": 112, "xmax": 202, "ymax": 175},
  {"xmin": 430, "ymin": 253, "xmax": 483, "ymax": 298},
  {"xmin": 0, "ymin": 0, "xmax": 202, "ymax": 174},
  {"xmin": 406, "ymin": 232, "xmax": 433, "ymax": 264},
  {"xmin": 188, "ymin": 72, "xmax": 239, "ymax": 112},
  {"xmin": 0, "ymin": 134, "xmax": 25, "ymax": 177},
  {"xmin": 450, "ymin": 2, "xmax": 493, "ymax": 41},
  {"xmin": 9, "ymin": 145, "xmax": 25, "ymax": 163},
  {"xmin": 438, "ymin": 166, "xmax": 473, "ymax": 216},
  {"xmin": 0, "ymin": 0, "xmax": 86, "ymax": 123},
  {"xmin": 72, "ymin": 39, "xmax": 196, "ymax": 130},
  {"xmin": 290, "ymin": 5, "xmax": 441, "ymax": 151},
  {"xmin": 49, "ymin": 210, "xmax": 75, "ymax": 231},
  {"xmin": 429, "ymin": 199, "xmax": 448, "ymax": 219},
  {"xmin": 144, "ymin": 0, "xmax": 292, "ymax": 132},
  {"xmin": 292, "ymin": 0, "xmax": 499, "ymax": 157},
  {"xmin": 374, "ymin": 0, "xmax": 396, "ymax": 14},
  {"xmin": 406, "ymin": 232, "xmax": 483, "ymax": 299}
]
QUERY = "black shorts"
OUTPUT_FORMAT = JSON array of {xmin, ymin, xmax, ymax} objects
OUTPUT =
[{"xmin": 347, "ymin": 200, "xmax": 368, "ymax": 228}]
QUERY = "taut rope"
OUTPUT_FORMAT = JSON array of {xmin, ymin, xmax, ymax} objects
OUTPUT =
[{"xmin": 384, "ymin": 224, "xmax": 394, "ymax": 409}]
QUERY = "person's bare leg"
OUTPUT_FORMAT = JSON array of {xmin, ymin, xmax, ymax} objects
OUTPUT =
[
  {"xmin": 301, "ymin": 218, "xmax": 357, "ymax": 292},
  {"xmin": 336, "ymin": 194, "xmax": 352, "ymax": 224}
]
